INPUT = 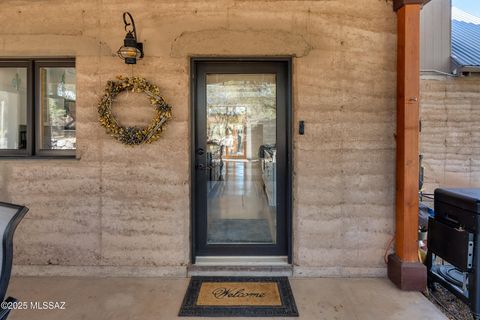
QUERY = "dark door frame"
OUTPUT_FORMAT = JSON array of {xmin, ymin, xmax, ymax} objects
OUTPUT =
[{"xmin": 190, "ymin": 57, "xmax": 293, "ymax": 264}]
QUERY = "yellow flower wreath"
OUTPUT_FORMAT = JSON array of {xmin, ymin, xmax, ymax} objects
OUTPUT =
[{"xmin": 98, "ymin": 76, "xmax": 172, "ymax": 145}]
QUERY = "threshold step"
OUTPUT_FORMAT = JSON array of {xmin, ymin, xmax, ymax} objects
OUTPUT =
[{"xmin": 188, "ymin": 265, "xmax": 293, "ymax": 277}]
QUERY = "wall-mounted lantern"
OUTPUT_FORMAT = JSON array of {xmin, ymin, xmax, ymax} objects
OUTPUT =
[{"xmin": 117, "ymin": 12, "xmax": 144, "ymax": 64}]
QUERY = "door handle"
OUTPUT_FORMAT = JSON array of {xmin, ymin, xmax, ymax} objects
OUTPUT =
[
  {"xmin": 195, "ymin": 163, "xmax": 213, "ymax": 170},
  {"xmin": 195, "ymin": 163, "xmax": 206, "ymax": 170}
]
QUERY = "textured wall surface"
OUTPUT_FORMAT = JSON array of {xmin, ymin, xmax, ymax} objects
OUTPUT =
[
  {"xmin": 0, "ymin": 0, "xmax": 397, "ymax": 277},
  {"xmin": 420, "ymin": 75, "xmax": 480, "ymax": 194}
]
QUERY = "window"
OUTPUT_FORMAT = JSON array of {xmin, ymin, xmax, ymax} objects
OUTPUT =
[{"xmin": 0, "ymin": 59, "xmax": 76, "ymax": 157}]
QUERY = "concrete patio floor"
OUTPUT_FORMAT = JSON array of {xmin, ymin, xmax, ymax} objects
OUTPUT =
[{"xmin": 6, "ymin": 277, "xmax": 447, "ymax": 320}]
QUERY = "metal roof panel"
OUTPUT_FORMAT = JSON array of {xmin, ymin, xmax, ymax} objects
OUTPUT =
[{"xmin": 452, "ymin": 7, "xmax": 480, "ymax": 67}]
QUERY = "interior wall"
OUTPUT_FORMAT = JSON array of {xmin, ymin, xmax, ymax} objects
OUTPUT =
[{"xmin": 0, "ymin": 0, "xmax": 397, "ymax": 277}]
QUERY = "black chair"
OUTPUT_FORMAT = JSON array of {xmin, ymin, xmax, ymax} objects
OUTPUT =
[{"xmin": 0, "ymin": 202, "xmax": 28, "ymax": 320}]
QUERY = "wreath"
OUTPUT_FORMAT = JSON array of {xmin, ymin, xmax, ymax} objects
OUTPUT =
[{"xmin": 98, "ymin": 76, "xmax": 172, "ymax": 145}]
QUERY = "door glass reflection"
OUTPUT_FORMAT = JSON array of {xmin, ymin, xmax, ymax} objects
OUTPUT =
[{"xmin": 206, "ymin": 74, "xmax": 276, "ymax": 244}]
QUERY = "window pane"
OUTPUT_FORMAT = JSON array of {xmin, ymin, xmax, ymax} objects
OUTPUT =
[
  {"xmin": 206, "ymin": 74, "xmax": 277, "ymax": 245},
  {"xmin": 39, "ymin": 67, "xmax": 76, "ymax": 150},
  {"xmin": 0, "ymin": 68, "xmax": 27, "ymax": 150}
]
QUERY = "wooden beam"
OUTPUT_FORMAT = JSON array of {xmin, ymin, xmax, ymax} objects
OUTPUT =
[{"xmin": 387, "ymin": 3, "xmax": 427, "ymax": 291}]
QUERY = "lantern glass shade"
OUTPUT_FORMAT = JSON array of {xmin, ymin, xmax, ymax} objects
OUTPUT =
[
  {"xmin": 117, "ymin": 31, "xmax": 143, "ymax": 64},
  {"xmin": 118, "ymin": 46, "xmax": 142, "ymax": 58},
  {"xmin": 117, "ymin": 46, "xmax": 142, "ymax": 64}
]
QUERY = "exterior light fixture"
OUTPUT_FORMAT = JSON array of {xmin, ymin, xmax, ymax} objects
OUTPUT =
[{"xmin": 117, "ymin": 12, "xmax": 144, "ymax": 64}]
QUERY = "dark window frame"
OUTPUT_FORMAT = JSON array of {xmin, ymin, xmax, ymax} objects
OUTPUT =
[
  {"xmin": 0, "ymin": 58, "xmax": 76, "ymax": 158},
  {"xmin": 0, "ymin": 60, "xmax": 33, "ymax": 157},
  {"xmin": 190, "ymin": 57, "xmax": 293, "ymax": 263},
  {"xmin": 35, "ymin": 59, "xmax": 76, "ymax": 157}
]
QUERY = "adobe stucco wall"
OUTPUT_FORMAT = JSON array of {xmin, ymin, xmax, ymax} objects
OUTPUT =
[
  {"xmin": 420, "ymin": 75, "xmax": 480, "ymax": 194},
  {"xmin": 0, "ymin": 0, "xmax": 397, "ymax": 277}
]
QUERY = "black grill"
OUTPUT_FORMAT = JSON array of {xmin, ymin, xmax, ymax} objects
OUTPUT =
[{"xmin": 427, "ymin": 188, "xmax": 480, "ymax": 320}]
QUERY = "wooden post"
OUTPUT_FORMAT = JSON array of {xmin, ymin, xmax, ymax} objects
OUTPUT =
[{"xmin": 388, "ymin": 0, "xmax": 427, "ymax": 291}]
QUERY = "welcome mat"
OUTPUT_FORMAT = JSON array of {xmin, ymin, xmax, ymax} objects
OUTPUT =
[{"xmin": 178, "ymin": 276, "xmax": 298, "ymax": 317}]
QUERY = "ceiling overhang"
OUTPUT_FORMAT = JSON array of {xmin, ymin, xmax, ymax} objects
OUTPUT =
[{"xmin": 393, "ymin": 0, "xmax": 432, "ymax": 12}]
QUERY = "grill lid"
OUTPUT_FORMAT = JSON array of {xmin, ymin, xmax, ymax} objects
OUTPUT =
[
  {"xmin": 437, "ymin": 265, "xmax": 464, "ymax": 288},
  {"xmin": 434, "ymin": 188, "xmax": 480, "ymax": 214}
]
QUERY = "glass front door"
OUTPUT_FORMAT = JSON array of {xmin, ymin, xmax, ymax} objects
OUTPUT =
[{"xmin": 193, "ymin": 61, "xmax": 290, "ymax": 258}]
